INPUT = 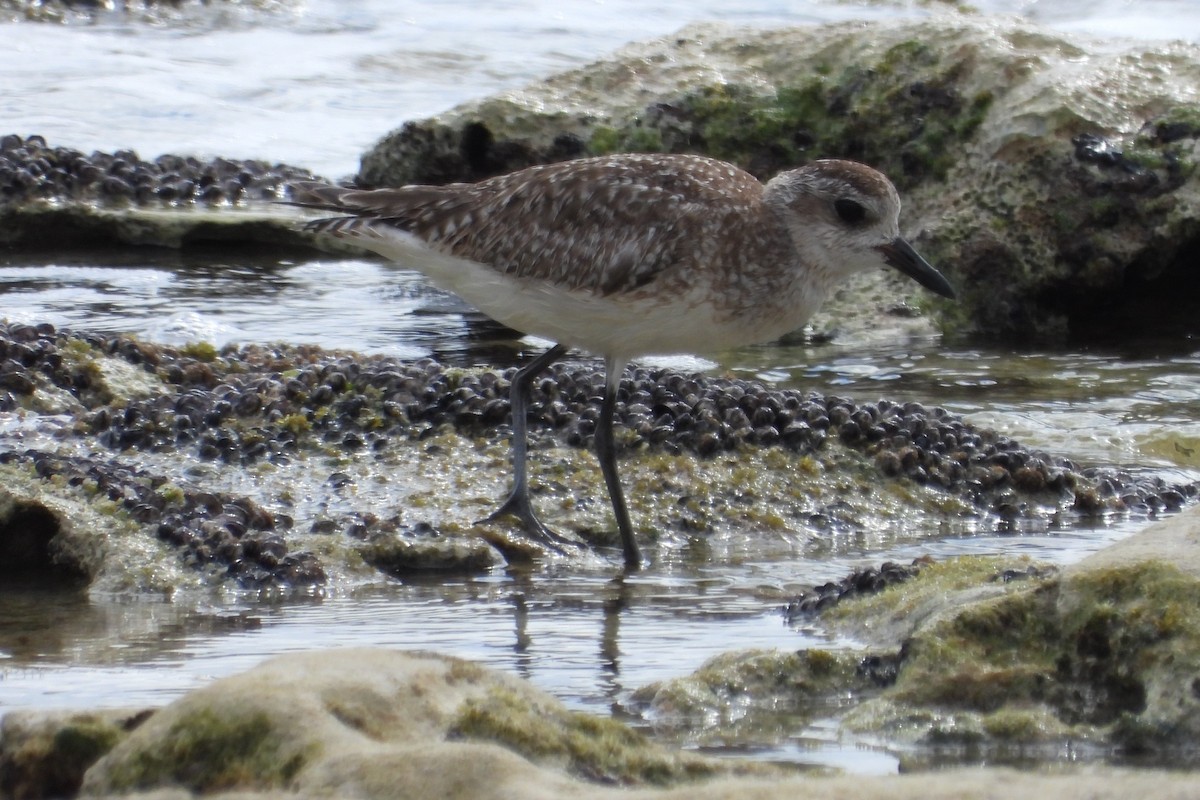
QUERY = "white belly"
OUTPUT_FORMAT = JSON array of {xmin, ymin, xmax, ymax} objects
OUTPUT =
[{"xmin": 359, "ymin": 227, "xmax": 819, "ymax": 360}]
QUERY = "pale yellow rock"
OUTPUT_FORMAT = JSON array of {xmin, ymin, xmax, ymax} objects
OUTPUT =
[
  {"xmin": 1071, "ymin": 504, "xmax": 1200, "ymax": 580},
  {"xmin": 79, "ymin": 648, "xmax": 725, "ymax": 798}
]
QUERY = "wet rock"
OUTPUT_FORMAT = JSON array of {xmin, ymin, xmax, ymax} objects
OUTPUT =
[
  {"xmin": 360, "ymin": 527, "xmax": 504, "ymax": 575},
  {"xmin": 841, "ymin": 543, "xmax": 1200, "ymax": 761},
  {"xmin": 0, "ymin": 490, "xmax": 93, "ymax": 585},
  {"xmin": 634, "ymin": 648, "xmax": 872, "ymax": 743},
  {"xmin": 1, "ymin": 322, "xmax": 1196, "ymax": 592},
  {"xmin": 13, "ymin": 450, "xmax": 324, "ymax": 592},
  {"xmin": 651, "ymin": 511, "xmax": 1200, "ymax": 770}
]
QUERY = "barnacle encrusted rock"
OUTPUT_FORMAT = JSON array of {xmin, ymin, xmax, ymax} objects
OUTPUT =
[{"xmin": 3, "ymin": 321, "xmax": 1194, "ymax": 594}]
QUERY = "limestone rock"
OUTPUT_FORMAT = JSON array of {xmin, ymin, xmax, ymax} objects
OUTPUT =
[
  {"xmin": 78, "ymin": 648, "xmax": 744, "ymax": 798},
  {"xmin": 0, "ymin": 647, "xmax": 1184, "ymax": 799}
]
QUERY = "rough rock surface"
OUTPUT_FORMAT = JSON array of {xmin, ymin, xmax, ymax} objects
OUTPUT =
[
  {"xmin": 4, "ymin": 648, "xmax": 1200, "ymax": 799},
  {"xmin": 0, "ymin": 708, "xmax": 150, "ymax": 800},
  {"xmin": 77, "ymin": 648, "xmax": 748, "ymax": 797},
  {"xmin": 641, "ymin": 507, "xmax": 1200, "ymax": 765}
]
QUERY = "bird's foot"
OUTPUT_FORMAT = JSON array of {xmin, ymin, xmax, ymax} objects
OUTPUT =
[{"xmin": 479, "ymin": 491, "xmax": 586, "ymax": 554}]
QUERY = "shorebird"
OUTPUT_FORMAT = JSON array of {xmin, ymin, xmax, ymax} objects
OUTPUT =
[{"xmin": 289, "ymin": 153, "xmax": 954, "ymax": 569}]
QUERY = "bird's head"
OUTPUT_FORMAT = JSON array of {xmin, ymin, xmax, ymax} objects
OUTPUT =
[{"xmin": 764, "ymin": 159, "xmax": 955, "ymax": 300}]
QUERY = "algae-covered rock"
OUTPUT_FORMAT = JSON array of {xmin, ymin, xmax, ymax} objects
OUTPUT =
[
  {"xmin": 0, "ymin": 478, "xmax": 121, "ymax": 588},
  {"xmin": 7, "ymin": 648, "xmax": 1200, "ymax": 799},
  {"xmin": 358, "ymin": 16, "xmax": 1200, "ymax": 344},
  {"xmin": 449, "ymin": 684, "xmax": 730, "ymax": 786},
  {"xmin": 841, "ymin": 509, "xmax": 1200, "ymax": 758},
  {"xmin": 844, "ymin": 557, "xmax": 1200, "ymax": 757},
  {"xmin": 642, "ymin": 509, "xmax": 1200, "ymax": 764},
  {"xmin": 78, "ymin": 648, "xmax": 749, "ymax": 797},
  {"xmin": 0, "ymin": 708, "xmax": 148, "ymax": 800}
]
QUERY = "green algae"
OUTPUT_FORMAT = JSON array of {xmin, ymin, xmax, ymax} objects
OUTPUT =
[
  {"xmin": 155, "ymin": 482, "xmax": 186, "ymax": 507},
  {"xmin": 96, "ymin": 707, "xmax": 316, "ymax": 793},
  {"xmin": 51, "ymin": 716, "xmax": 123, "ymax": 765},
  {"xmin": 180, "ymin": 341, "xmax": 219, "ymax": 362},
  {"xmin": 587, "ymin": 40, "xmax": 992, "ymax": 186},
  {"xmin": 891, "ymin": 583, "xmax": 1060, "ymax": 713},
  {"xmin": 838, "ymin": 558, "xmax": 1200, "ymax": 753},
  {"xmin": 279, "ymin": 412, "xmax": 312, "ymax": 434},
  {"xmin": 0, "ymin": 711, "xmax": 133, "ymax": 800},
  {"xmin": 450, "ymin": 685, "xmax": 723, "ymax": 786}
]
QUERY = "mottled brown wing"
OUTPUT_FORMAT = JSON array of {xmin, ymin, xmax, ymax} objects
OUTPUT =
[
  {"xmin": 292, "ymin": 155, "xmax": 765, "ymax": 298},
  {"xmin": 412, "ymin": 155, "xmax": 763, "ymax": 297},
  {"xmin": 289, "ymin": 181, "xmax": 468, "ymax": 228}
]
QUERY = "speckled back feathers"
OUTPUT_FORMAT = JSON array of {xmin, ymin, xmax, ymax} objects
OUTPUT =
[{"xmin": 294, "ymin": 153, "xmax": 787, "ymax": 299}]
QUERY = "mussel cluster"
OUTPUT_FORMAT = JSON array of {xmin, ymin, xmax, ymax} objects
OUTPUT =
[
  {"xmin": 0, "ymin": 133, "xmax": 317, "ymax": 207},
  {"xmin": 8, "ymin": 450, "xmax": 325, "ymax": 589},
  {"xmin": 783, "ymin": 558, "xmax": 930, "ymax": 620},
  {"xmin": 2, "ymin": 321, "xmax": 1197, "ymax": 588}
]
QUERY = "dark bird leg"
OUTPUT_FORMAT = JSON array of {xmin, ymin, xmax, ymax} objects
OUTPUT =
[
  {"xmin": 482, "ymin": 344, "xmax": 580, "ymax": 550},
  {"xmin": 595, "ymin": 357, "xmax": 641, "ymax": 570}
]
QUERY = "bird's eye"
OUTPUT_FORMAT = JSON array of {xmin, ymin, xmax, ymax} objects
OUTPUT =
[{"xmin": 834, "ymin": 198, "xmax": 867, "ymax": 225}]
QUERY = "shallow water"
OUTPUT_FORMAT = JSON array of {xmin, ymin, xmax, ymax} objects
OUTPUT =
[
  {"xmin": 0, "ymin": 522, "xmax": 1166, "ymax": 776},
  {"xmin": 3, "ymin": 0, "xmax": 1200, "ymax": 776}
]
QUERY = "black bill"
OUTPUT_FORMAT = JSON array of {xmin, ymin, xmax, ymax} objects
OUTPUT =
[{"xmin": 877, "ymin": 237, "xmax": 956, "ymax": 300}]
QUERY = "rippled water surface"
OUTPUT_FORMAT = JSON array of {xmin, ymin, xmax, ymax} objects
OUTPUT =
[{"xmin": 2, "ymin": 0, "xmax": 1200, "ymax": 775}]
